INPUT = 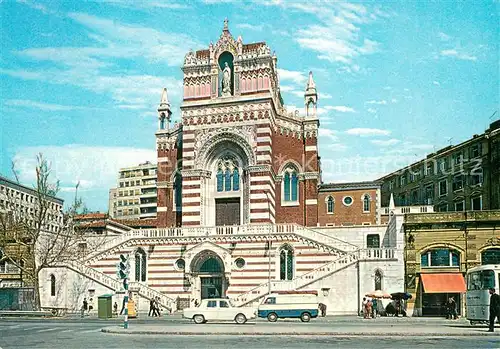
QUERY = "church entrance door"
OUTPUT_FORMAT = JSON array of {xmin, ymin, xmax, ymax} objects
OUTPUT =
[{"xmin": 215, "ymin": 198, "xmax": 240, "ymax": 226}]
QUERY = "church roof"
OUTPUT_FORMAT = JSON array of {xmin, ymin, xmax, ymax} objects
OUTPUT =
[{"xmin": 319, "ymin": 181, "xmax": 381, "ymax": 192}]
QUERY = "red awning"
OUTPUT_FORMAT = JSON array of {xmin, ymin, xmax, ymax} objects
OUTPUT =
[{"xmin": 421, "ymin": 273, "xmax": 466, "ymax": 293}]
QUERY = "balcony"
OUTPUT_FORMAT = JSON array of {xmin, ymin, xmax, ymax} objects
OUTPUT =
[
  {"xmin": 404, "ymin": 210, "xmax": 500, "ymax": 224},
  {"xmin": 382, "ymin": 205, "xmax": 434, "ymax": 215}
]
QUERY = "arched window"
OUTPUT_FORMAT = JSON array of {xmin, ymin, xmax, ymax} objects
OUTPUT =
[
  {"xmin": 50, "ymin": 274, "xmax": 56, "ymax": 297},
  {"xmin": 374, "ymin": 269, "xmax": 383, "ymax": 291},
  {"xmin": 160, "ymin": 117, "xmax": 165, "ymax": 130},
  {"xmin": 421, "ymin": 248, "xmax": 460, "ymax": 267},
  {"xmin": 363, "ymin": 195, "xmax": 370, "ymax": 212},
  {"xmin": 200, "ymin": 257, "xmax": 223, "ymax": 273},
  {"xmin": 135, "ymin": 248, "xmax": 147, "ymax": 282},
  {"xmin": 279, "ymin": 245, "xmax": 294, "ymax": 281},
  {"xmin": 481, "ymin": 248, "xmax": 500, "ymax": 265},
  {"xmin": 232, "ymin": 168, "xmax": 240, "ymax": 191},
  {"xmin": 327, "ymin": 196, "xmax": 334, "ymax": 214},
  {"xmin": 283, "ymin": 167, "xmax": 299, "ymax": 202},
  {"xmin": 216, "ymin": 169, "xmax": 223, "ymax": 192},
  {"xmin": 216, "ymin": 156, "xmax": 240, "ymax": 192}
]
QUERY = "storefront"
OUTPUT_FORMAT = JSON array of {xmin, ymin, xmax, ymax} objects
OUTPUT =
[{"xmin": 420, "ymin": 273, "xmax": 466, "ymax": 316}]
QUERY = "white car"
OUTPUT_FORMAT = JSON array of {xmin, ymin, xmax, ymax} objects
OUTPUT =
[{"xmin": 183, "ymin": 298, "xmax": 256, "ymax": 324}]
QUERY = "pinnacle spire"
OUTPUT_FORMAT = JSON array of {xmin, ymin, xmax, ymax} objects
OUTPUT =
[
  {"xmin": 223, "ymin": 18, "xmax": 229, "ymax": 32},
  {"xmin": 389, "ymin": 193, "xmax": 395, "ymax": 211},
  {"xmin": 306, "ymin": 71, "xmax": 316, "ymax": 90},
  {"xmin": 160, "ymin": 87, "xmax": 170, "ymax": 107}
]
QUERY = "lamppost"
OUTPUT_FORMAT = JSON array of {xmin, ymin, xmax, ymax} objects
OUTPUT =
[{"xmin": 265, "ymin": 191, "xmax": 272, "ymax": 295}]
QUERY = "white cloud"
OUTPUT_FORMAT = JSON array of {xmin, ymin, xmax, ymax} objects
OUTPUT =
[
  {"xmin": 277, "ymin": 69, "xmax": 307, "ymax": 85},
  {"xmin": 236, "ymin": 23, "xmax": 264, "ymax": 31},
  {"xmin": 371, "ymin": 139, "xmax": 400, "ymax": 146},
  {"xmin": 324, "ymin": 105, "xmax": 356, "ymax": 113},
  {"xmin": 13, "ymin": 145, "xmax": 156, "ymax": 209},
  {"xmin": 432, "ymin": 81, "xmax": 440, "ymax": 86},
  {"xmin": 440, "ymin": 49, "xmax": 477, "ymax": 61},
  {"xmin": 325, "ymin": 143, "xmax": 348, "ymax": 152},
  {"xmin": 391, "ymin": 98, "xmax": 398, "ymax": 103},
  {"xmin": 345, "ymin": 128, "xmax": 390, "ymax": 136},
  {"xmin": 16, "ymin": 0, "xmax": 54, "ymax": 14},
  {"xmin": 366, "ymin": 99, "xmax": 387, "ymax": 105},
  {"xmin": 101, "ymin": 0, "xmax": 188, "ymax": 9},
  {"xmin": 320, "ymin": 92, "xmax": 333, "ymax": 99},
  {"xmin": 367, "ymin": 108, "xmax": 377, "ymax": 114},
  {"xmin": 318, "ymin": 129, "xmax": 338, "ymax": 141},
  {"xmin": 4, "ymin": 99, "xmax": 86, "ymax": 111}
]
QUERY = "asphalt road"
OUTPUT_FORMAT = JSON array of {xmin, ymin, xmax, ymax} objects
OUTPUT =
[{"xmin": 0, "ymin": 318, "xmax": 499, "ymax": 349}]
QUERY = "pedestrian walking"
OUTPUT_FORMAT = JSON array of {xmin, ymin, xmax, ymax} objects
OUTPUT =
[
  {"xmin": 371, "ymin": 298, "xmax": 377, "ymax": 318},
  {"xmin": 81, "ymin": 298, "xmax": 88, "ymax": 318},
  {"xmin": 488, "ymin": 288, "xmax": 500, "ymax": 332},
  {"xmin": 149, "ymin": 298, "xmax": 155, "ymax": 317},
  {"xmin": 446, "ymin": 297, "xmax": 458, "ymax": 320},
  {"xmin": 362, "ymin": 297, "xmax": 368, "ymax": 318},
  {"xmin": 113, "ymin": 302, "xmax": 118, "ymax": 316},
  {"xmin": 366, "ymin": 298, "xmax": 373, "ymax": 319},
  {"xmin": 88, "ymin": 298, "xmax": 94, "ymax": 315}
]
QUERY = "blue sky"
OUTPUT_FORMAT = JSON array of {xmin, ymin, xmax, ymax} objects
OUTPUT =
[{"xmin": 1, "ymin": 0, "xmax": 498, "ymax": 211}]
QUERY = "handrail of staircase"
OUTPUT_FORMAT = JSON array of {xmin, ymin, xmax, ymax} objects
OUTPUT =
[
  {"xmin": 233, "ymin": 251, "xmax": 360, "ymax": 306},
  {"xmin": 292, "ymin": 224, "xmax": 359, "ymax": 252}
]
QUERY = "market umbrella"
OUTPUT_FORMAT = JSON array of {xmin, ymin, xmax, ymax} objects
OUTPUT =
[
  {"xmin": 391, "ymin": 292, "xmax": 412, "ymax": 300},
  {"xmin": 365, "ymin": 290, "xmax": 392, "ymax": 299}
]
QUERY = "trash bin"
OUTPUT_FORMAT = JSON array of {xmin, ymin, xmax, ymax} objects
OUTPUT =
[{"xmin": 98, "ymin": 294, "xmax": 113, "ymax": 319}]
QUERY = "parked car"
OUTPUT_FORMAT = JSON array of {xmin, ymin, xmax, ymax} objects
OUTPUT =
[
  {"xmin": 258, "ymin": 291, "xmax": 319, "ymax": 322},
  {"xmin": 183, "ymin": 298, "xmax": 256, "ymax": 324}
]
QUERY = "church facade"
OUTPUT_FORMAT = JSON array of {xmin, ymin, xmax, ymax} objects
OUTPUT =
[{"xmin": 39, "ymin": 22, "xmax": 404, "ymax": 315}]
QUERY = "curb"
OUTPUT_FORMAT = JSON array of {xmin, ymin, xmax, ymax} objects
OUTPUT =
[{"xmin": 100, "ymin": 328, "xmax": 499, "ymax": 337}]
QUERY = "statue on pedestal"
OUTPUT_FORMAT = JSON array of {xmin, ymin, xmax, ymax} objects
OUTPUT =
[{"xmin": 221, "ymin": 62, "xmax": 232, "ymax": 97}]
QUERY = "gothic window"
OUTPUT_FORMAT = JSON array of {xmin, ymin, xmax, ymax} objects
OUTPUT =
[
  {"xmin": 50, "ymin": 274, "xmax": 56, "ymax": 297},
  {"xmin": 363, "ymin": 195, "xmax": 371, "ymax": 212},
  {"xmin": 135, "ymin": 248, "xmax": 147, "ymax": 282},
  {"xmin": 374, "ymin": 269, "xmax": 383, "ymax": 291},
  {"xmin": 216, "ymin": 156, "xmax": 240, "ymax": 192},
  {"xmin": 481, "ymin": 248, "xmax": 500, "ymax": 265},
  {"xmin": 283, "ymin": 166, "xmax": 299, "ymax": 202},
  {"xmin": 279, "ymin": 244, "xmax": 294, "ymax": 281},
  {"xmin": 367, "ymin": 234, "xmax": 380, "ymax": 248},
  {"xmin": 160, "ymin": 117, "xmax": 165, "ymax": 130},
  {"xmin": 200, "ymin": 257, "xmax": 223, "ymax": 273},
  {"xmin": 327, "ymin": 196, "xmax": 334, "ymax": 214}
]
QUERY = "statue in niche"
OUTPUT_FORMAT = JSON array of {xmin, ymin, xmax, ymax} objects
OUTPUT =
[{"xmin": 221, "ymin": 62, "xmax": 232, "ymax": 97}]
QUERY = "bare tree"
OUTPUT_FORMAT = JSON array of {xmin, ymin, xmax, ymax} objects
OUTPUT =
[{"xmin": 0, "ymin": 154, "xmax": 93, "ymax": 310}]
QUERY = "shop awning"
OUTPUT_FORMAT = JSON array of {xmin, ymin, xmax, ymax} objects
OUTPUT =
[{"xmin": 421, "ymin": 273, "xmax": 466, "ymax": 293}]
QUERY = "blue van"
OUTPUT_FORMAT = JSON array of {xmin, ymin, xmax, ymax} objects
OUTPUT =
[{"xmin": 257, "ymin": 291, "xmax": 319, "ymax": 322}]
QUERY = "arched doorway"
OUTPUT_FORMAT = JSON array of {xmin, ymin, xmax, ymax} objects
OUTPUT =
[{"xmin": 191, "ymin": 251, "xmax": 226, "ymax": 300}]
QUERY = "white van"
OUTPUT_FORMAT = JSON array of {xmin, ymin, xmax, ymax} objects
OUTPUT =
[{"xmin": 257, "ymin": 291, "xmax": 319, "ymax": 322}]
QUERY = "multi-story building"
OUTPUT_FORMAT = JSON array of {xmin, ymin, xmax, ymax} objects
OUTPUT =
[
  {"xmin": 379, "ymin": 120, "xmax": 500, "ymax": 213},
  {"xmin": 108, "ymin": 162, "xmax": 158, "ymax": 220},
  {"xmin": 41, "ymin": 22, "xmax": 405, "ymax": 315},
  {"xmin": 402, "ymin": 210, "xmax": 500, "ymax": 316},
  {"xmin": 0, "ymin": 175, "xmax": 64, "ymax": 289}
]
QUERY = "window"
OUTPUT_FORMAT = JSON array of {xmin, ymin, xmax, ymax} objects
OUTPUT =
[
  {"xmin": 374, "ymin": 270, "xmax": 383, "ymax": 291},
  {"xmin": 388, "ymin": 180, "xmax": 394, "ymax": 190},
  {"xmin": 437, "ymin": 203, "xmax": 448, "ymax": 212},
  {"xmin": 219, "ymin": 300, "xmax": 229, "ymax": 308},
  {"xmin": 135, "ymin": 248, "xmax": 147, "ymax": 282},
  {"xmin": 470, "ymin": 144, "xmax": 482, "ymax": 158},
  {"xmin": 50, "ymin": 274, "xmax": 56, "ymax": 297},
  {"xmin": 439, "ymin": 179, "xmax": 448, "ymax": 196},
  {"xmin": 343, "ymin": 196, "xmax": 353, "ymax": 206},
  {"xmin": 279, "ymin": 244, "xmax": 294, "ymax": 280},
  {"xmin": 454, "ymin": 201, "xmax": 465, "ymax": 212},
  {"xmin": 470, "ymin": 168, "xmax": 483, "ymax": 186},
  {"xmin": 216, "ymin": 157, "xmax": 240, "ymax": 192},
  {"xmin": 283, "ymin": 167, "xmax": 299, "ymax": 202},
  {"xmin": 452, "ymin": 174, "xmax": 464, "ymax": 191},
  {"xmin": 235, "ymin": 258, "xmax": 246, "ymax": 269},
  {"xmin": 175, "ymin": 259, "xmax": 185, "ymax": 271},
  {"xmin": 411, "ymin": 189, "xmax": 419, "ymax": 204},
  {"xmin": 424, "ymin": 184, "xmax": 434, "ymax": 204},
  {"xmin": 481, "ymin": 248, "xmax": 500, "ymax": 265},
  {"xmin": 421, "ymin": 249, "xmax": 460, "ymax": 267},
  {"xmin": 400, "ymin": 175, "xmax": 407, "ymax": 186},
  {"xmin": 363, "ymin": 195, "xmax": 370, "ymax": 212},
  {"xmin": 367, "ymin": 234, "xmax": 380, "ymax": 248},
  {"xmin": 174, "ymin": 173, "xmax": 182, "ymax": 211},
  {"xmin": 471, "ymin": 196, "xmax": 482, "ymax": 211},
  {"xmin": 264, "ymin": 297, "xmax": 276, "ymax": 305},
  {"xmin": 425, "ymin": 163, "xmax": 434, "ymax": 176},
  {"xmin": 467, "ymin": 270, "xmax": 495, "ymax": 291},
  {"xmin": 207, "ymin": 300, "xmax": 217, "ymax": 308},
  {"xmin": 326, "ymin": 197, "xmax": 334, "ymax": 214},
  {"xmin": 453, "ymin": 152, "xmax": 463, "ymax": 165}
]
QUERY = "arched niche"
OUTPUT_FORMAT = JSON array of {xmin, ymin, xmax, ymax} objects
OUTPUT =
[{"xmin": 218, "ymin": 51, "xmax": 234, "ymax": 97}]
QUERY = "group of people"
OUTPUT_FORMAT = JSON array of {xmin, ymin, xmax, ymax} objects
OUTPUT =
[
  {"xmin": 80, "ymin": 297, "xmax": 93, "ymax": 318},
  {"xmin": 148, "ymin": 297, "xmax": 162, "ymax": 317},
  {"xmin": 361, "ymin": 297, "xmax": 379, "ymax": 319},
  {"xmin": 444, "ymin": 297, "xmax": 459, "ymax": 320}
]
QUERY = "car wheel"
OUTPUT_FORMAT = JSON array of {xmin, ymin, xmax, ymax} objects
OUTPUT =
[
  {"xmin": 235, "ymin": 313, "xmax": 247, "ymax": 324},
  {"xmin": 300, "ymin": 312, "xmax": 311, "ymax": 322},
  {"xmin": 193, "ymin": 314, "xmax": 205, "ymax": 324},
  {"xmin": 267, "ymin": 312, "xmax": 278, "ymax": 322}
]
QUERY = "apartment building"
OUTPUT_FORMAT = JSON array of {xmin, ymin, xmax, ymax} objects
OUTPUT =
[
  {"xmin": 0, "ymin": 175, "xmax": 64, "ymax": 288},
  {"xmin": 379, "ymin": 120, "xmax": 500, "ymax": 212},
  {"xmin": 108, "ymin": 162, "xmax": 157, "ymax": 220}
]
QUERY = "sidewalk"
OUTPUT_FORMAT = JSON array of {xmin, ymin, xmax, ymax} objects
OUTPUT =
[{"xmin": 101, "ymin": 318, "xmax": 500, "ymax": 337}]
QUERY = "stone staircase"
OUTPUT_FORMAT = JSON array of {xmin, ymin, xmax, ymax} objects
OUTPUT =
[
  {"xmin": 63, "ymin": 262, "xmax": 176, "ymax": 310},
  {"xmin": 232, "ymin": 251, "xmax": 359, "ymax": 307}
]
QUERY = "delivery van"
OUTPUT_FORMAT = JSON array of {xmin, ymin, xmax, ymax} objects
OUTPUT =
[{"xmin": 257, "ymin": 291, "xmax": 319, "ymax": 322}]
